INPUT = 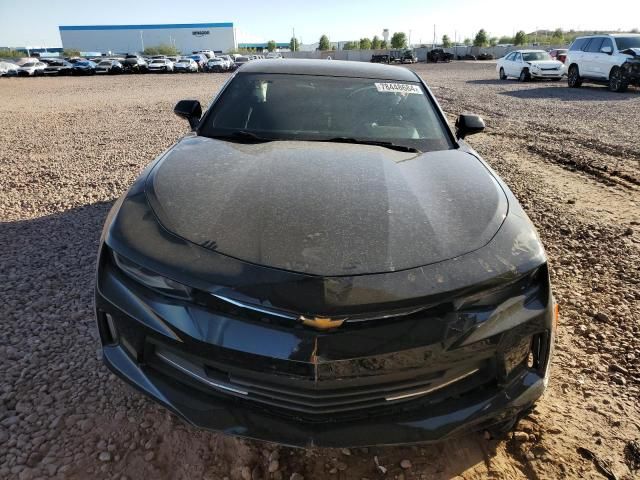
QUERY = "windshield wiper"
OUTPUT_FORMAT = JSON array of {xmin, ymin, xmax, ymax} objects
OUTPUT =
[
  {"xmin": 321, "ymin": 137, "xmax": 420, "ymax": 153},
  {"xmin": 211, "ymin": 131, "xmax": 275, "ymax": 143}
]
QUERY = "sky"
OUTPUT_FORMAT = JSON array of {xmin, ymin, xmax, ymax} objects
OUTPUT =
[{"xmin": 1, "ymin": 0, "xmax": 639, "ymax": 47}]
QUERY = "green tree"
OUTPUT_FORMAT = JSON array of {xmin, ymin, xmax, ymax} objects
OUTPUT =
[
  {"xmin": 289, "ymin": 37, "xmax": 300, "ymax": 51},
  {"xmin": 267, "ymin": 40, "xmax": 277, "ymax": 52},
  {"xmin": 318, "ymin": 34, "xmax": 331, "ymax": 51},
  {"xmin": 342, "ymin": 41, "xmax": 357, "ymax": 50},
  {"xmin": 497, "ymin": 36, "xmax": 513, "ymax": 45},
  {"xmin": 463, "ymin": 38, "xmax": 472, "ymax": 46},
  {"xmin": 551, "ymin": 29, "xmax": 564, "ymax": 44},
  {"xmin": 359, "ymin": 37, "xmax": 372, "ymax": 50},
  {"xmin": 489, "ymin": 37, "xmax": 499, "ymax": 46},
  {"xmin": 371, "ymin": 35, "xmax": 382, "ymax": 49},
  {"xmin": 442, "ymin": 34, "xmax": 452, "ymax": 48},
  {"xmin": 380, "ymin": 40, "xmax": 388, "ymax": 49},
  {"xmin": 390, "ymin": 32, "xmax": 407, "ymax": 49},
  {"xmin": 473, "ymin": 29, "xmax": 489, "ymax": 47},
  {"xmin": 632, "ymin": 28, "xmax": 639, "ymax": 33},
  {"xmin": 62, "ymin": 48, "xmax": 81, "ymax": 57},
  {"xmin": 514, "ymin": 31, "xmax": 528, "ymax": 45}
]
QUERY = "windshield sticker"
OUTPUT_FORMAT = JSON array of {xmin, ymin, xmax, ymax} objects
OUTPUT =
[{"xmin": 374, "ymin": 83, "xmax": 423, "ymax": 94}]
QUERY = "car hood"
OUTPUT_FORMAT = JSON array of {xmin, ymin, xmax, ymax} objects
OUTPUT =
[
  {"xmin": 145, "ymin": 137, "xmax": 508, "ymax": 276},
  {"xmin": 528, "ymin": 60, "xmax": 562, "ymax": 68}
]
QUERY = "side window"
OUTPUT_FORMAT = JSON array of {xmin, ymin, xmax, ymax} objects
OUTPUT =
[
  {"xmin": 601, "ymin": 38, "xmax": 614, "ymax": 52},
  {"xmin": 505, "ymin": 52, "xmax": 515, "ymax": 61},
  {"xmin": 570, "ymin": 38, "xmax": 587, "ymax": 51},
  {"xmin": 586, "ymin": 38, "xmax": 604, "ymax": 53},
  {"xmin": 515, "ymin": 53, "xmax": 522, "ymax": 62}
]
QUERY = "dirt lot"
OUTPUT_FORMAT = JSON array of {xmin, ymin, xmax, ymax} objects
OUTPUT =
[{"xmin": 1, "ymin": 62, "xmax": 639, "ymax": 480}]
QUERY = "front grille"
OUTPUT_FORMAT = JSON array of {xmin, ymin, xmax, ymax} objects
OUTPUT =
[{"xmin": 149, "ymin": 345, "xmax": 492, "ymax": 416}]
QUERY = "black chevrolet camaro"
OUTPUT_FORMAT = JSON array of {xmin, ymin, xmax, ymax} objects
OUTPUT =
[{"xmin": 95, "ymin": 59, "xmax": 557, "ymax": 447}]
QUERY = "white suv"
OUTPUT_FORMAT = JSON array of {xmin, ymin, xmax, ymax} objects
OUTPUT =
[{"xmin": 566, "ymin": 34, "xmax": 640, "ymax": 92}]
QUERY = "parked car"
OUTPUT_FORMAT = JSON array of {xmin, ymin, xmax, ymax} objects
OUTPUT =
[
  {"xmin": 95, "ymin": 59, "xmax": 556, "ymax": 448},
  {"xmin": 0, "ymin": 61, "xmax": 19, "ymax": 77},
  {"xmin": 548, "ymin": 49, "xmax": 568, "ymax": 63},
  {"xmin": 43, "ymin": 59, "xmax": 74, "ymax": 76},
  {"xmin": 96, "ymin": 59, "xmax": 124, "ymax": 74},
  {"xmin": 566, "ymin": 34, "xmax": 640, "ymax": 92},
  {"xmin": 189, "ymin": 54, "xmax": 207, "ymax": 71},
  {"xmin": 234, "ymin": 55, "xmax": 251, "ymax": 67},
  {"xmin": 477, "ymin": 53, "xmax": 494, "ymax": 60},
  {"xmin": 72, "ymin": 60, "xmax": 97, "ymax": 75},
  {"xmin": 194, "ymin": 50, "xmax": 215, "ymax": 59},
  {"xmin": 389, "ymin": 49, "xmax": 417, "ymax": 63},
  {"xmin": 218, "ymin": 55, "xmax": 234, "ymax": 69},
  {"xmin": 497, "ymin": 50, "xmax": 564, "ymax": 81},
  {"xmin": 266, "ymin": 52, "xmax": 283, "ymax": 59},
  {"xmin": 427, "ymin": 48, "xmax": 454, "ymax": 63},
  {"xmin": 173, "ymin": 57, "xmax": 199, "ymax": 73},
  {"xmin": 17, "ymin": 61, "xmax": 46, "ymax": 76},
  {"xmin": 370, "ymin": 54, "xmax": 390, "ymax": 64},
  {"xmin": 123, "ymin": 54, "xmax": 148, "ymax": 73},
  {"xmin": 148, "ymin": 58, "xmax": 174, "ymax": 73},
  {"xmin": 205, "ymin": 57, "xmax": 227, "ymax": 72},
  {"xmin": 458, "ymin": 54, "xmax": 477, "ymax": 60}
]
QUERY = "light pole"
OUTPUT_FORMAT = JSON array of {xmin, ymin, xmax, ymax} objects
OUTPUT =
[{"xmin": 140, "ymin": 31, "xmax": 144, "ymax": 52}]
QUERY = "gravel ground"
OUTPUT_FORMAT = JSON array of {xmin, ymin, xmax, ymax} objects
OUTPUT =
[{"xmin": 0, "ymin": 63, "xmax": 639, "ymax": 480}]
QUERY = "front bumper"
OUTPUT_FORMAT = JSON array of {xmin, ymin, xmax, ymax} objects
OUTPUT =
[{"xmin": 95, "ymin": 246, "xmax": 554, "ymax": 447}]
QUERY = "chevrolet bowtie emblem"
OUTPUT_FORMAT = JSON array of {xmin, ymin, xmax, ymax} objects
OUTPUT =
[{"xmin": 299, "ymin": 315, "xmax": 346, "ymax": 330}]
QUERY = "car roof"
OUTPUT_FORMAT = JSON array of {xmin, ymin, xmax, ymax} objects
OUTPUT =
[
  {"xmin": 576, "ymin": 33, "xmax": 640, "ymax": 38},
  {"xmin": 239, "ymin": 59, "xmax": 419, "ymax": 81},
  {"xmin": 512, "ymin": 49, "xmax": 547, "ymax": 53}
]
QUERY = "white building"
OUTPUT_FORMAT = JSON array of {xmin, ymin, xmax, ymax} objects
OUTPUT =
[{"xmin": 59, "ymin": 22, "xmax": 237, "ymax": 54}]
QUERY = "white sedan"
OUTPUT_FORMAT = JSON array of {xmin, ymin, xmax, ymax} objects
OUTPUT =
[{"xmin": 497, "ymin": 50, "xmax": 566, "ymax": 82}]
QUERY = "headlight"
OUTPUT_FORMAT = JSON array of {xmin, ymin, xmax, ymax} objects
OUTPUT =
[{"xmin": 112, "ymin": 250, "xmax": 192, "ymax": 299}]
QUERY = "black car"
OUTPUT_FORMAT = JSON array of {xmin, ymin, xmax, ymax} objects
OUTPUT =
[
  {"xmin": 95, "ymin": 59, "xmax": 556, "ymax": 447},
  {"xmin": 72, "ymin": 60, "xmax": 97, "ymax": 75},
  {"xmin": 43, "ymin": 60, "xmax": 74, "ymax": 76},
  {"xmin": 123, "ymin": 54, "xmax": 148, "ymax": 73},
  {"xmin": 427, "ymin": 48, "xmax": 454, "ymax": 63},
  {"xmin": 96, "ymin": 60, "xmax": 124, "ymax": 74}
]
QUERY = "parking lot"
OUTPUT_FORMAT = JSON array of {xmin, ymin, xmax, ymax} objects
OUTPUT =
[{"xmin": 1, "ymin": 61, "xmax": 639, "ymax": 479}]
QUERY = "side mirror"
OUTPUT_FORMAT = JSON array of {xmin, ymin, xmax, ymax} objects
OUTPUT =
[
  {"xmin": 455, "ymin": 114, "xmax": 485, "ymax": 139},
  {"xmin": 600, "ymin": 46, "xmax": 613, "ymax": 55},
  {"xmin": 174, "ymin": 99, "xmax": 202, "ymax": 130}
]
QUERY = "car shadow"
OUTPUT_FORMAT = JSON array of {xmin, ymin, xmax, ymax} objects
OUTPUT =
[
  {"xmin": 499, "ymin": 84, "xmax": 638, "ymax": 100},
  {"xmin": 1, "ymin": 201, "xmax": 512, "ymax": 479}
]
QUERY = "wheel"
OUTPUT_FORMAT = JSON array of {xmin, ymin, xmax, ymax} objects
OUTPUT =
[
  {"xmin": 568, "ymin": 65, "xmax": 582, "ymax": 88},
  {"xmin": 608, "ymin": 66, "xmax": 628, "ymax": 92},
  {"xmin": 518, "ymin": 69, "xmax": 530, "ymax": 82},
  {"xmin": 499, "ymin": 67, "xmax": 507, "ymax": 80}
]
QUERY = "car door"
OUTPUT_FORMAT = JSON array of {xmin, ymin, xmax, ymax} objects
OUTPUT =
[
  {"xmin": 511, "ymin": 52, "xmax": 523, "ymax": 76},
  {"xmin": 583, "ymin": 37, "xmax": 604, "ymax": 77},
  {"xmin": 504, "ymin": 52, "xmax": 517, "ymax": 75},
  {"xmin": 596, "ymin": 37, "xmax": 616, "ymax": 79},
  {"xmin": 567, "ymin": 38, "xmax": 588, "ymax": 71}
]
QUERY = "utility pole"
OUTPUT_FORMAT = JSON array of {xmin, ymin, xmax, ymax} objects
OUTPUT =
[
  {"xmin": 140, "ymin": 31, "xmax": 144, "ymax": 52},
  {"xmin": 292, "ymin": 28, "xmax": 296, "ymax": 52},
  {"xmin": 433, "ymin": 24, "xmax": 436, "ymax": 48}
]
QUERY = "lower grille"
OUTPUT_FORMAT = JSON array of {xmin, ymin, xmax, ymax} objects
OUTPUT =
[{"xmin": 150, "ymin": 345, "xmax": 492, "ymax": 416}]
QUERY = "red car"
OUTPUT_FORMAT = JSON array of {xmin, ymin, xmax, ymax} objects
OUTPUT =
[{"xmin": 548, "ymin": 49, "xmax": 568, "ymax": 63}]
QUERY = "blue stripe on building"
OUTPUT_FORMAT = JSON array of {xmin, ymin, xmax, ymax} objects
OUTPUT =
[{"xmin": 59, "ymin": 23, "xmax": 233, "ymax": 31}]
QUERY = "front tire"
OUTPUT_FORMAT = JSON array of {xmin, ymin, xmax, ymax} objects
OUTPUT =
[
  {"xmin": 499, "ymin": 67, "xmax": 507, "ymax": 80},
  {"xmin": 519, "ymin": 69, "xmax": 530, "ymax": 82},
  {"xmin": 568, "ymin": 65, "xmax": 582, "ymax": 88},
  {"xmin": 608, "ymin": 66, "xmax": 628, "ymax": 92}
]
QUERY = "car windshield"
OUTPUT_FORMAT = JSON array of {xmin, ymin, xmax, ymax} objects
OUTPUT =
[
  {"xmin": 522, "ymin": 52, "xmax": 552, "ymax": 61},
  {"xmin": 151, "ymin": 60, "xmax": 165, "ymax": 64},
  {"xmin": 22, "ymin": 63, "xmax": 36, "ymax": 67},
  {"xmin": 99, "ymin": 61, "xmax": 112, "ymax": 66},
  {"xmin": 616, "ymin": 36, "xmax": 640, "ymax": 50},
  {"xmin": 200, "ymin": 73, "xmax": 453, "ymax": 152}
]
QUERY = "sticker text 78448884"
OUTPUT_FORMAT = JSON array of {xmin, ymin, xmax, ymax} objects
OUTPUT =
[{"xmin": 374, "ymin": 83, "xmax": 423, "ymax": 94}]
